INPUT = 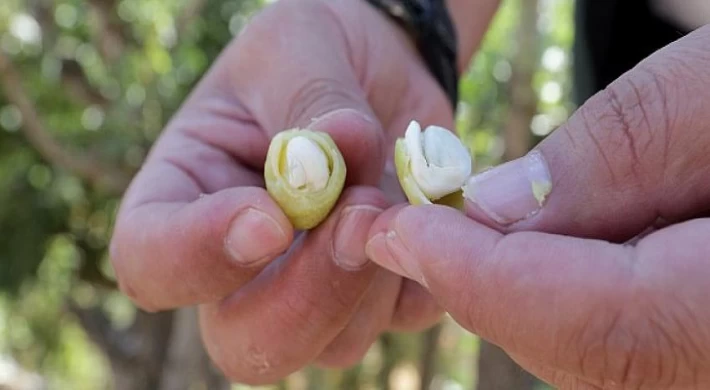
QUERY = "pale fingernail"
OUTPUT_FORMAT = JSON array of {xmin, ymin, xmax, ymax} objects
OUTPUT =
[
  {"xmin": 462, "ymin": 150, "xmax": 552, "ymax": 225},
  {"xmin": 365, "ymin": 230, "xmax": 425, "ymax": 286},
  {"xmin": 332, "ymin": 205, "xmax": 383, "ymax": 271},
  {"xmin": 225, "ymin": 208, "xmax": 289, "ymax": 266}
]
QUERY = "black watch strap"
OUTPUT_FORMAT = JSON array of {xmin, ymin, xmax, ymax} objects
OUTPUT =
[{"xmin": 365, "ymin": 0, "xmax": 459, "ymax": 112}]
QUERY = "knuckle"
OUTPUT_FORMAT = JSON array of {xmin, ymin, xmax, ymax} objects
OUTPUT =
[
  {"xmin": 215, "ymin": 344, "xmax": 280, "ymax": 386},
  {"xmin": 225, "ymin": 0, "xmax": 366, "ymax": 132},
  {"xmin": 574, "ymin": 66, "xmax": 676, "ymax": 187},
  {"xmin": 598, "ymin": 315, "xmax": 647, "ymax": 387},
  {"xmin": 566, "ymin": 107, "xmax": 621, "ymax": 186},
  {"xmin": 234, "ymin": 0, "xmax": 345, "ymax": 53},
  {"xmin": 562, "ymin": 308, "xmax": 634, "ymax": 386},
  {"xmin": 201, "ymin": 312, "xmax": 284, "ymax": 386},
  {"xmin": 284, "ymin": 77, "xmax": 364, "ymax": 129},
  {"xmin": 571, "ymin": 302, "xmax": 696, "ymax": 388},
  {"xmin": 604, "ymin": 78, "xmax": 651, "ymax": 164},
  {"xmin": 280, "ymin": 288, "xmax": 323, "ymax": 328},
  {"xmin": 280, "ymin": 281, "xmax": 352, "ymax": 330},
  {"xmin": 636, "ymin": 288, "xmax": 708, "ymax": 387}
]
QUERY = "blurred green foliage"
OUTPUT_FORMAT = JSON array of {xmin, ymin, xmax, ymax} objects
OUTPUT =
[
  {"xmin": 457, "ymin": 0, "xmax": 576, "ymax": 168},
  {"xmin": 0, "ymin": 0, "xmax": 574, "ymax": 388}
]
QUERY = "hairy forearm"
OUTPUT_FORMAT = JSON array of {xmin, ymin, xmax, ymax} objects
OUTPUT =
[{"xmin": 446, "ymin": 0, "xmax": 501, "ymax": 73}]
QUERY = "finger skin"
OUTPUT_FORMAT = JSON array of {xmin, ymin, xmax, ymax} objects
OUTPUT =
[
  {"xmin": 368, "ymin": 205, "xmax": 710, "ymax": 388},
  {"xmin": 111, "ymin": 103, "xmax": 388, "ymax": 311},
  {"xmin": 449, "ymin": 23, "xmax": 710, "ymax": 389},
  {"xmin": 110, "ymin": 0, "xmax": 448, "ymax": 314},
  {"xmin": 368, "ymin": 205, "xmax": 634, "ymax": 351},
  {"xmin": 109, "ymin": 51, "xmax": 287, "ymax": 311},
  {"xmin": 389, "ymin": 279, "xmax": 444, "ymax": 332},
  {"xmin": 199, "ymin": 187, "xmax": 389, "ymax": 385},
  {"xmin": 315, "ymin": 269, "xmax": 401, "ymax": 368},
  {"xmin": 464, "ymin": 25, "xmax": 710, "ymax": 242},
  {"xmin": 305, "ymin": 109, "xmax": 385, "ymax": 187},
  {"xmin": 111, "ymin": 186, "xmax": 293, "ymax": 311},
  {"xmin": 510, "ymin": 353, "xmax": 603, "ymax": 390},
  {"xmin": 111, "ymin": 0, "xmax": 460, "ymax": 382},
  {"xmin": 314, "ymin": 266, "xmax": 444, "ymax": 369}
]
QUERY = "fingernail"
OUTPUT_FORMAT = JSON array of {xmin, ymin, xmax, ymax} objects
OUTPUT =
[
  {"xmin": 225, "ymin": 208, "xmax": 288, "ymax": 266},
  {"xmin": 332, "ymin": 205, "xmax": 383, "ymax": 271},
  {"xmin": 365, "ymin": 230, "xmax": 425, "ymax": 286},
  {"xmin": 462, "ymin": 150, "xmax": 552, "ymax": 225}
]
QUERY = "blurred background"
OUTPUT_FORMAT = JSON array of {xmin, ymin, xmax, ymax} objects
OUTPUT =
[{"xmin": 0, "ymin": 0, "xmax": 575, "ymax": 388}]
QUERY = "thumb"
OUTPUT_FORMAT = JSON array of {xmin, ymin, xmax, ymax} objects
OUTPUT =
[
  {"xmin": 463, "ymin": 25, "xmax": 710, "ymax": 241},
  {"xmin": 225, "ymin": 0, "xmax": 385, "ymax": 186},
  {"xmin": 364, "ymin": 204, "xmax": 639, "ymax": 389}
]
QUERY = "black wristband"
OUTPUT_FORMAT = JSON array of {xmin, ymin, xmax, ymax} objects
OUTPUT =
[{"xmin": 365, "ymin": 0, "xmax": 459, "ymax": 112}]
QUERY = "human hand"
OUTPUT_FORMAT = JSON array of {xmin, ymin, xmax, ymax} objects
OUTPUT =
[
  {"xmin": 366, "ymin": 25, "xmax": 710, "ymax": 389},
  {"xmin": 107, "ymin": 0, "xmax": 497, "ymax": 384}
]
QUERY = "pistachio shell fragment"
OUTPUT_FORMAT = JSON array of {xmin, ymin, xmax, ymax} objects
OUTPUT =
[
  {"xmin": 264, "ymin": 129, "xmax": 346, "ymax": 230},
  {"xmin": 394, "ymin": 120, "xmax": 473, "ymax": 210}
]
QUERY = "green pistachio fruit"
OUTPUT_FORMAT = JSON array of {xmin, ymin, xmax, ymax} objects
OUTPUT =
[{"xmin": 264, "ymin": 129, "xmax": 346, "ymax": 230}]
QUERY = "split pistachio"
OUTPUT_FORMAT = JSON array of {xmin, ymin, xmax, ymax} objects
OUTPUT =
[
  {"xmin": 264, "ymin": 128, "xmax": 346, "ymax": 230},
  {"xmin": 394, "ymin": 120, "xmax": 473, "ymax": 210}
]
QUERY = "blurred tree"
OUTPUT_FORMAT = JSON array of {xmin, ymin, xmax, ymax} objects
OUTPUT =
[
  {"xmin": 0, "ymin": 0, "xmax": 262, "ymax": 388},
  {"xmin": 474, "ymin": 1, "xmax": 541, "ymax": 389},
  {"xmin": 500, "ymin": 0, "xmax": 540, "ymax": 162}
]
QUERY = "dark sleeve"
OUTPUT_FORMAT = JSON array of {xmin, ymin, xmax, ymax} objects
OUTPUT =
[{"xmin": 572, "ymin": 0, "xmax": 691, "ymax": 106}]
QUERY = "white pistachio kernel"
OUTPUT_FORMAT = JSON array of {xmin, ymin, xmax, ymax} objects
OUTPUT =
[
  {"xmin": 285, "ymin": 135, "xmax": 330, "ymax": 191},
  {"xmin": 404, "ymin": 120, "xmax": 472, "ymax": 201}
]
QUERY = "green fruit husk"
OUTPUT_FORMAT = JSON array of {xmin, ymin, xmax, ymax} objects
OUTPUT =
[{"xmin": 264, "ymin": 129, "xmax": 346, "ymax": 230}]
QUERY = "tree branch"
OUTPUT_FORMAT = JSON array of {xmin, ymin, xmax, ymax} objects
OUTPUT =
[
  {"xmin": 500, "ymin": 0, "xmax": 540, "ymax": 162},
  {"xmin": 68, "ymin": 302, "xmax": 142, "ymax": 362},
  {"xmin": 0, "ymin": 52, "xmax": 130, "ymax": 194},
  {"xmin": 32, "ymin": 2, "xmax": 112, "ymax": 108},
  {"xmin": 68, "ymin": 300, "xmax": 176, "ymax": 390},
  {"xmin": 61, "ymin": 60, "xmax": 110, "ymax": 107},
  {"xmin": 87, "ymin": 0, "xmax": 126, "ymax": 64},
  {"xmin": 177, "ymin": 0, "xmax": 208, "ymax": 36},
  {"xmin": 30, "ymin": 2, "xmax": 110, "ymax": 108},
  {"xmin": 419, "ymin": 324, "xmax": 442, "ymax": 390}
]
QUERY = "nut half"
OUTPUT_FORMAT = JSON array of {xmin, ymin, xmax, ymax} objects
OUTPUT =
[{"xmin": 394, "ymin": 120, "xmax": 473, "ymax": 210}]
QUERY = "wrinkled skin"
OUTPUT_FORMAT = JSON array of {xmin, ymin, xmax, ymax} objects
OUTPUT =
[
  {"xmin": 108, "ymin": 0, "xmax": 498, "ymax": 384},
  {"xmin": 367, "ymin": 25, "xmax": 710, "ymax": 389}
]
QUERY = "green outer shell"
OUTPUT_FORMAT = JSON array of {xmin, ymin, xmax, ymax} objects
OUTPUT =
[
  {"xmin": 394, "ymin": 138, "xmax": 431, "ymax": 206},
  {"xmin": 264, "ymin": 129, "xmax": 346, "ymax": 230}
]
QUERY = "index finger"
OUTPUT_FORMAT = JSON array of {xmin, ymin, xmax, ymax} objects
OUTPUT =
[{"xmin": 365, "ymin": 205, "xmax": 635, "ymax": 385}]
